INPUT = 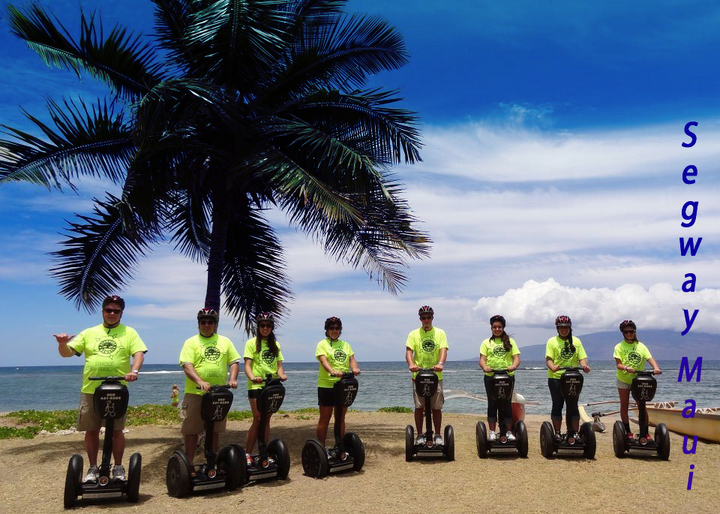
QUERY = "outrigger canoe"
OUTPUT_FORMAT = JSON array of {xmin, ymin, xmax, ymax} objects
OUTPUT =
[{"xmin": 646, "ymin": 406, "xmax": 720, "ymax": 443}]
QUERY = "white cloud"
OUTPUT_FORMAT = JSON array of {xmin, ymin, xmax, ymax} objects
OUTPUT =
[{"xmin": 474, "ymin": 278, "xmax": 720, "ymax": 333}]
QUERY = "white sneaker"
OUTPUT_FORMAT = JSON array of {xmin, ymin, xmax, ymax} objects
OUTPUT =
[
  {"xmin": 112, "ymin": 464, "xmax": 126, "ymax": 481},
  {"xmin": 84, "ymin": 465, "xmax": 99, "ymax": 483},
  {"xmin": 434, "ymin": 435, "xmax": 443, "ymax": 446},
  {"xmin": 416, "ymin": 435, "xmax": 426, "ymax": 445},
  {"xmin": 488, "ymin": 430, "xmax": 497, "ymax": 442},
  {"xmin": 506, "ymin": 431, "xmax": 516, "ymax": 442}
]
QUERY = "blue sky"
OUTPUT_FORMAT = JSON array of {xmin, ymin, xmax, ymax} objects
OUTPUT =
[{"xmin": 1, "ymin": 0, "xmax": 719, "ymax": 366}]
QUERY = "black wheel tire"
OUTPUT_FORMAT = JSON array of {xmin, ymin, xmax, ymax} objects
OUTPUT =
[
  {"xmin": 268, "ymin": 439, "xmax": 291, "ymax": 480},
  {"xmin": 229, "ymin": 444, "xmax": 248, "ymax": 485},
  {"xmin": 515, "ymin": 420, "xmax": 529, "ymax": 458},
  {"xmin": 444, "ymin": 425, "xmax": 455, "ymax": 461},
  {"xmin": 579, "ymin": 422, "xmax": 596, "ymax": 459},
  {"xmin": 301, "ymin": 439, "xmax": 328, "ymax": 478},
  {"xmin": 166, "ymin": 451, "xmax": 191, "ymax": 498},
  {"xmin": 405, "ymin": 425, "xmax": 415, "ymax": 462},
  {"xmin": 218, "ymin": 445, "xmax": 243, "ymax": 491},
  {"xmin": 476, "ymin": 421, "xmax": 488, "ymax": 458},
  {"xmin": 343, "ymin": 432, "xmax": 365, "ymax": 471},
  {"xmin": 64, "ymin": 454, "xmax": 83, "ymax": 509},
  {"xmin": 613, "ymin": 420, "xmax": 627, "ymax": 458},
  {"xmin": 126, "ymin": 453, "xmax": 142, "ymax": 502},
  {"xmin": 656, "ymin": 423, "xmax": 671, "ymax": 460},
  {"xmin": 540, "ymin": 421, "xmax": 555, "ymax": 459}
]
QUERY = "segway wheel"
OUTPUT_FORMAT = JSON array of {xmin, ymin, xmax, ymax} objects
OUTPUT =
[
  {"xmin": 655, "ymin": 423, "xmax": 671, "ymax": 461},
  {"xmin": 64, "ymin": 454, "xmax": 83, "ymax": 509},
  {"xmin": 268, "ymin": 439, "xmax": 291, "ymax": 480},
  {"xmin": 166, "ymin": 451, "xmax": 192, "ymax": 498},
  {"xmin": 343, "ymin": 432, "xmax": 365, "ymax": 471},
  {"xmin": 127, "ymin": 453, "xmax": 142, "ymax": 502},
  {"xmin": 218, "ymin": 445, "xmax": 243, "ymax": 491},
  {"xmin": 476, "ymin": 421, "xmax": 488, "ymax": 458},
  {"xmin": 405, "ymin": 425, "xmax": 415, "ymax": 462},
  {"xmin": 229, "ymin": 444, "xmax": 248, "ymax": 485},
  {"xmin": 301, "ymin": 439, "xmax": 328, "ymax": 478},
  {"xmin": 612, "ymin": 420, "xmax": 627, "ymax": 458},
  {"xmin": 515, "ymin": 420, "xmax": 528, "ymax": 458},
  {"xmin": 444, "ymin": 425, "xmax": 455, "ymax": 461},
  {"xmin": 540, "ymin": 421, "xmax": 555, "ymax": 459},
  {"xmin": 580, "ymin": 422, "xmax": 596, "ymax": 459}
]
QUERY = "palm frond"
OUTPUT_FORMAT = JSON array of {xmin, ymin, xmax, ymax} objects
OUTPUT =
[
  {"xmin": 8, "ymin": 4, "xmax": 163, "ymax": 101},
  {"xmin": 166, "ymin": 188, "xmax": 212, "ymax": 263},
  {"xmin": 0, "ymin": 98, "xmax": 133, "ymax": 188},
  {"xmin": 266, "ymin": 11, "xmax": 408, "ymax": 99},
  {"xmin": 150, "ymin": 0, "xmax": 194, "ymax": 70},
  {"xmin": 50, "ymin": 194, "xmax": 161, "ymax": 312},
  {"xmin": 221, "ymin": 201, "xmax": 292, "ymax": 331}
]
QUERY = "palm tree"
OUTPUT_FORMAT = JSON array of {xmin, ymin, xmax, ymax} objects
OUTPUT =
[{"xmin": 0, "ymin": 0, "xmax": 429, "ymax": 330}]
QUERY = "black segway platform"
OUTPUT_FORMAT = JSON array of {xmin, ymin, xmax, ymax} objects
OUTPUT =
[
  {"xmin": 302, "ymin": 373, "xmax": 365, "ymax": 477},
  {"xmin": 166, "ymin": 385, "xmax": 244, "ymax": 497},
  {"xmin": 612, "ymin": 371, "xmax": 670, "ymax": 460},
  {"xmin": 476, "ymin": 369, "xmax": 528, "ymax": 458},
  {"xmin": 539, "ymin": 367, "xmax": 595, "ymax": 459},
  {"xmin": 64, "ymin": 377, "xmax": 142, "ymax": 508},
  {"xmin": 405, "ymin": 369, "xmax": 454, "ymax": 461},
  {"xmin": 237, "ymin": 375, "xmax": 290, "ymax": 483}
]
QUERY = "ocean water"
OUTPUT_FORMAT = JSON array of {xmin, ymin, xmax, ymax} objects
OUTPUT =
[{"xmin": 0, "ymin": 360, "xmax": 717, "ymax": 415}]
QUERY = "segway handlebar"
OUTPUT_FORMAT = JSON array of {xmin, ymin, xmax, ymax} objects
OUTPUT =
[
  {"xmin": 195, "ymin": 384, "xmax": 233, "ymax": 392},
  {"xmin": 558, "ymin": 366, "xmax": 583, "ymax": 371},
  {"xmin": 484, "ymin": 368, "xmax": 512, "ymax": 374},
  {"xmin": 89, "ymin": 376, "xmax": 126, "ymax": 381},
  {"xmin": 629, "ymin": 369, "xmax": 662, "ymax": 375}
]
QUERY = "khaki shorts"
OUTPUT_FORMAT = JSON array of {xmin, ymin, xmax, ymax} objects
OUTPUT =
[
  {"xmin": 181, "ymin": 393, "xmax": 227, "ymax": 435},
  {"xmin": 617, "ymin": 378, "xmax": 632, "ymax": 390},
  {"xmin": 77, "ymin": 393, "xmax": 126, "ymax": 432},
  {"xmin": 413, "ymin": 379, "xmax": 444, "ymax": 410}
]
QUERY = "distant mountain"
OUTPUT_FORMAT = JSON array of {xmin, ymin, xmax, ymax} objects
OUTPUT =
[{"xmin": 516, "ymin": 329, "xmax": 719, "ymax": 361}]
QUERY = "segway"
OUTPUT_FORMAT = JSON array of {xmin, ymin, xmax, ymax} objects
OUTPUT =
[
  {"xmin": 63, "ymin": 376, "xmax": 142, "ymax": 508},
  {"xmin": 166, "ymin": 385, "xmax": 244, "ymax": 497},
  {"xmin": 236, "ymin": 374, "xmax": 290, "ymax": 483},
  {"xmin": 476, "ymin": 369, "xmax": 528, "ymax": 458},
  {"xmin": 539, "ymin": 367, "xmax": 596, "ymax": 459},
  {"xmin": 613, "ymin": 371, "xmax": 670, "ymax": 460},
  {"xmin": 405, "ymin": 369, "xmax": 454, "ymax": 461},
  {"xmin": 302, "ymin": 373, "xmax": 365, "ymax": 477}
]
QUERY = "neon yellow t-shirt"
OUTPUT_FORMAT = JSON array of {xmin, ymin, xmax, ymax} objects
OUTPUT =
[
  {"xmin": 179, "ymin": 333, "xmax": 241, "ymax": 395},
  {"xmin": 316, "ymin": 338, "xmax": 355, "ymax": 388},
  {"xmin": 243, "ymin": 338, "xmax": 284, "ymax": 390},
  {"xmin": 545, "ymin": 336, "xmax": 587, "ymax": 379},
  {"xmin": 68, "ymin": 324, "xmax": 148, "ymax": 394},
  {"xmin": 614, "ymin": 340, "xmax": 653, "ymax": 384},
  {"xmin": 406, "ymin": 327, "xmax": 448, "ymax": 379},
  {"xmin": 479, "ymin": 337, "xmax": 520, "ymax": 376}
]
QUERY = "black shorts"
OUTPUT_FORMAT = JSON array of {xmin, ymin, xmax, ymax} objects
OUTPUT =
[
  {"xmin": 318, "ymin": 387, "xmax": 335, "ymax": 407},
  {"xmin": 248, "ymin": 389, "xmax": 262, "ymax": 399}
]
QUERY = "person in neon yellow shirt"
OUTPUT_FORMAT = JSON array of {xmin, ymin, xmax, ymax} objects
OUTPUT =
[
  {"xmin": 178, "ymin": 308, "xmax": 240, "ymax": 468},
  {"xmin": 405, "ymin": 305, "xmax": 448, "ymax": 446},
  {"xmin": 316, "ymin": 316, "xmax": 360, "ymax": 449},
  {"xmin": 479, "ymin": 315, "xmax": 520, "ymax": 442},
  {"xmin": 613, "ymin": 320, "xmax": 662, "ymax": 440},
  {"xmin": 545, "ymin": 315, "xmax": 590, "ymax": 442},
  {"xmin": 54, "ymin": 295, "xmax": 147, "ymax": 483},
  {"xmin": 243, "ymin": 312, "xmax": 287, "ymax": 466}
]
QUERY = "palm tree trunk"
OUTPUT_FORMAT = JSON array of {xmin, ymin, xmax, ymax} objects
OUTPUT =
[{"xmin": 204, "ymin": 182, "xmax": 232, "ymax": 311}]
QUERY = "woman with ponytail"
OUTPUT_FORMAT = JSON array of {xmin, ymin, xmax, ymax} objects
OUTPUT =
[
  {"xmin": 545, "ymin": 315, "xmax": 590, "ymax": 442},
  {"xmin": 479, "ymin": 315, "xmax": 521, "ymax": 442}
]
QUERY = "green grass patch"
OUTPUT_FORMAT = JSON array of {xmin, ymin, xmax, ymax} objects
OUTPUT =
[
  {"xmin": 0, "ymin": 426, "xmax": 42, "ymax": 439},
  {"xmin": 7, "ymin": 409, "xmax": 77, "ymax": 432},
  {"xmin": 377, "ymin": 406, "xmax": 412, "ymax": 413},
  {"xmin": 226, "ymin": 410, "xmax": 253, "ymax": 421}
]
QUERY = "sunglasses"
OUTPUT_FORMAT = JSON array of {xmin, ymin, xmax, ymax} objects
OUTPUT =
[
  {"xmin": 103, "ymin": 308, "xmax": 122, "ymax": 314},
  {"xmin": 258, "ymin": 323, "xmax": 273, "ymax": 329},
  {"xmin": 198, "ymin": 319, "xmax": 216, "ymax": 326},
  {"xmin": 623, "ymin": 329, "xmax": 636, "ymax": 334},
  {"xmin": 420, "ymin": 315, "xmax": 433, "ymax": 320},
  {"xmin": 327, "ymin": 326, "xmax": 341, "ymax": 330}
]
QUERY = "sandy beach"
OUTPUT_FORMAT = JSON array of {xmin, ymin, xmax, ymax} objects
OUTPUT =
[{"xmin": 1, "ymin": 412, "xmax": 718, "ymax": 513}]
